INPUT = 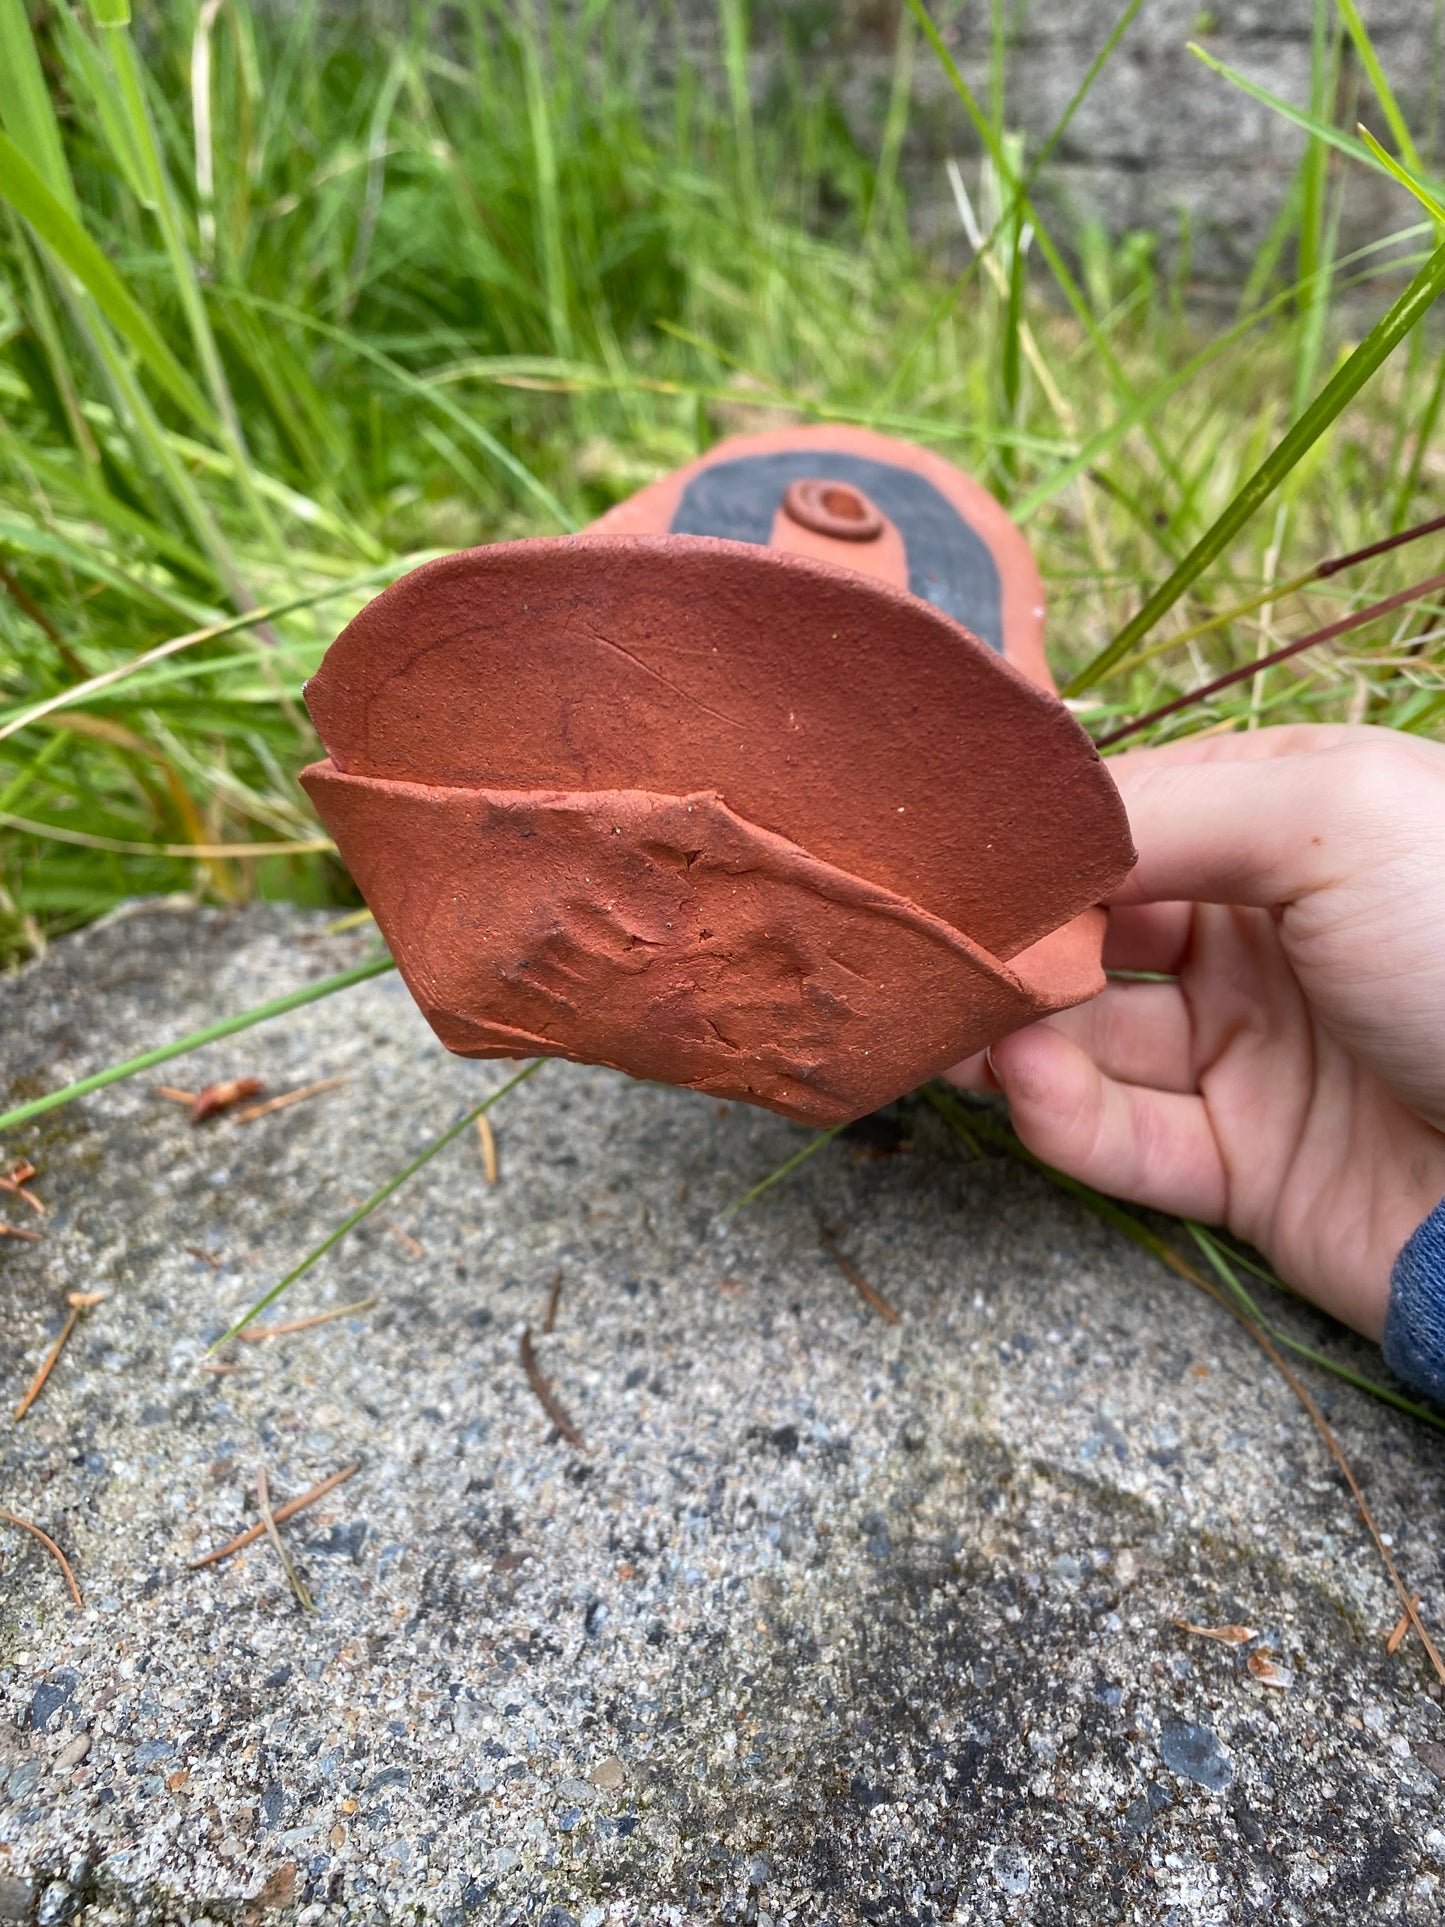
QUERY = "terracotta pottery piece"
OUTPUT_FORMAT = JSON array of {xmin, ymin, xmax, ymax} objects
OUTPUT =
[{"xmin": 301, "ymin": 426, "xmax": 1135, "ymax": 1125}]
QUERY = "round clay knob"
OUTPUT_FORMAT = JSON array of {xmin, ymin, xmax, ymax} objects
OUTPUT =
[{"xmin": 781, "ymin": 477, "xmax": 885, "ymax": 541}]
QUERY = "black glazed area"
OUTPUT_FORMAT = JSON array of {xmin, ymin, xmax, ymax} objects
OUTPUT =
[{"xmin": 670, "ymin": 450, "xmax": 1005, "ymax": 652}]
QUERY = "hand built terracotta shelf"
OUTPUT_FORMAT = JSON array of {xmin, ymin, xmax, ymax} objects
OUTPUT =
[{"xmin": 301, "ymin": 426, "xmax": 1135, "ymax": 1126}]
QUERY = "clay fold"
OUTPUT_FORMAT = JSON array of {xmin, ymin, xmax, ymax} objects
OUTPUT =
[{"xmin": 302, "ymin": 766, "xmax": 1107, "ymax": 1126}]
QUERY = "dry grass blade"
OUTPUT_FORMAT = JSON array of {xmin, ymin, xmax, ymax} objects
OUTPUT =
[
  {"xmin": 519, "ymin": 1325, "xmax": 587, "ymax": 1450},
  {"xmin": 1129, "ymin": 1233, "xmax": 1445, "ymax": 1675},
  {"xmin": 235, "ymin": 1075, "xmax": 347, "ymax": 1123},
  {"xmin": 477, "ymin": 1112, "xmax": 498, "ymax": 1184},
  {"xmin": 189, "ymin": 1462, "xmax": 360, "ymax": 1567},
  {"xmin": 0, "ymin": 1508, "xmax": 84, "ymax": 1608},
  {"xmin": 344, "ymin": 1198, "xmax": 425, "ymax": 1257},
  {"xmin": 1387, "ymin": 1595, "xmax": 1422, "ymax": 1656},
  {"xmin": 1175, "ymin": 1620, "xmax": 1255, "ymax": 1644},
  {"xmin": 1095, "ymin": 568, "xmax": 1445, "ymax": 747},
  {"xmin": 821, "ymin": 1227, "xmax": 901, "ymax": 1324},
  {"xmin": 256, "ymin": 1466, "xmax": 314, "ymax": 1613},
  {"xmin": 543, "ymin": 1270, "xmax": 563, "ymax": 1335},
  {"xmin": 13, "ymin": 1291, "xmax": 104, "ymax": 1419},
  {"xmin": 1161, "ymin": 1250, "xmax": 1445, "ymax": 1681},
  {"xmin": 236, "ymin": 1296, "xmax": 376, "ymax": 1341}
]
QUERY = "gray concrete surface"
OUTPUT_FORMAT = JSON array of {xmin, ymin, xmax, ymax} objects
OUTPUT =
[
  {"xmin": 699, "ymin": 0, "xmax": 1439, "ymax": 281},
  {"xmin": 3, "ymin": 901, "xmax": 1445, "ymax": 1925}
]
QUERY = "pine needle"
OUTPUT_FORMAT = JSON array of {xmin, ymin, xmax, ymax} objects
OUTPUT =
[
  {"xmin": 0, "ymin": 1508, "xmax": 83, "ymax": 1608},
  {"xmin": 189, "ymin": 1462, "xmax": 360, "ymax": 1568},
  {"xmin": 256, "ymin": 1465, "xmax": 314, "ymax": 1613}
]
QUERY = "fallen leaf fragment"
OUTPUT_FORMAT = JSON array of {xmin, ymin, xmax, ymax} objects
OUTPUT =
[
  {"xmin": 0, "ymin": 1159, "xmax": 44, "ymax": 1214},
  {"xmin": 189, "ymin": 1077, "xmax": 265, "ymax": 1124},
  {"xmin": 1246, "ymin": 1650, "xmax": 1295, "ymax": 1690},
  {"xmin": 1174, "ymin": 1620, "xmax": 1255, "ymax": 1645},
  {"xmin": 254, "ymin": 1865, "xmax": 297, "ymax": 1912}
]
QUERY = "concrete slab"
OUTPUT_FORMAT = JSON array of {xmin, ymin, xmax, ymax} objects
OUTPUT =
[{"xmin": 2, "ymin": 904, "xmax": 1444, "ymax": 1925}]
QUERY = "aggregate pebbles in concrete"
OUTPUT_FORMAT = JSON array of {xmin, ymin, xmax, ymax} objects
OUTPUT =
[{"xmin": 2, "ymin": 904, "xmax": 1445, "ymax": 1924}]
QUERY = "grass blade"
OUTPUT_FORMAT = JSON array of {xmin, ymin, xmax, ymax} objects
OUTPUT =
[
  {"xmin": 238, "ymin": 294, "xmax": 576, "ymax": 531},
  {"xmin": 0, "ymin": 956, "xmax": 395, "ymax": 1134},
  {"xmin": 0, "ymin": 557, "xmax": 428, "ymax": 746},
  {"xmin": 0, "ymin": 0, "xmax": 76, "ymax": 209},
  {"xmin": 0, "ymin": 130, "xmax": 209, "ymax": 424},
  {"xmin": 1186, "ymin": 1225, "xmax": 1445, "ymax": 1434},
  {"xmin": 1187, "ymin": 40, "xmax": 1445, "ymax": 208},
  {"xmin": 1357, "ymin": 124, "xmax": 1445, "ymax": 224},
  {"xmin": 721, "ymin": 1124, "xmax": 844, "ymax": 1221},
  {"xmin": 1094, "ymin": 569, "xmax": 1445, "ymax": 746},
  {"xmin": 1066, "ymin": 233, "xmax": 1445, "ymax": 691},
  {"xmin": 1336, "ymin": 0, "xmax": 1423, "ymax": 176},
  {"xmin": 214, "ymin": 1059, "xmax": 543, "ymax": 1344}
]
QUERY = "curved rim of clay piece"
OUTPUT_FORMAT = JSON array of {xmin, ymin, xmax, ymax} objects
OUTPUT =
[
  {"xmin": 588, "ymin": 422, "xmax": 1051, "ymax": 691},
  {"xmin": 303, "ymin": 532, "xmax": 1133, "ymax": 963}
]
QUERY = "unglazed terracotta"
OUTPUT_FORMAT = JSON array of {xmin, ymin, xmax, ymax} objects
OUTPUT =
[{"xmin": 301, "ymin": 428, "xmax": 1135, "ymax": 1125}]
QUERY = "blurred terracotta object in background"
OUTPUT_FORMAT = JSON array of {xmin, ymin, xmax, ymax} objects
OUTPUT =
[{"xmin": 301, "ymin": 427, "xmax": 1133, "ymax": 1125}]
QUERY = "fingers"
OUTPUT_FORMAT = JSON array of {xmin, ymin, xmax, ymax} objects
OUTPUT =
[
  {"xmin": 1101, "ymin": 901, "xmax": 1192, "ymax": 975},
  {"xmin": 944, "ymin": 1049, "xmax": 997, "ymax": 1094},
  {"xmin": 1043, "ymin": 980, "xmax": 1197, "ymax": 1092},
  {"xmin": 952, "ymin": 982, "xmax": 1195, "ymax": 1094},
  {"xmin": 987, "ymin": 1024, "xmax": 1229, "ymax": 1223},
  {"xmin": 1107, "ymin": 723, "xmax": 1375, "ymax": 773},
  {"xmin": 1106, "ymin": 730, "xmax": 1445, "ymax": 910}
]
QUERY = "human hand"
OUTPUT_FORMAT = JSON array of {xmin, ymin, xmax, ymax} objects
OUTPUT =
[{"xmin": 948, "ymin": 725, "xmax": 1445, "ymax": 1340}]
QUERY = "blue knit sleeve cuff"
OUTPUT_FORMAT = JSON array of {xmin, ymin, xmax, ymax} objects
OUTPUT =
[{"xmin": 1382, "ymin": 1194, "xmax": 1445, "ymax": 1405}]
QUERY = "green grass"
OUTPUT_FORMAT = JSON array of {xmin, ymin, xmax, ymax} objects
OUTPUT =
[
  {"xmin": 1, "ymin": 0, "xmax": 1442, "ymax": 963},
  {"xmin": 4, "ymin": 0, "xmax": 1445, "ymax": 1476}
]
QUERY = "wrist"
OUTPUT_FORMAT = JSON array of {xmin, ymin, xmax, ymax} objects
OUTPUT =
[{"xmin": 1381, "ymin": 1194, "xmax": 1445, "ymax": 1405}]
